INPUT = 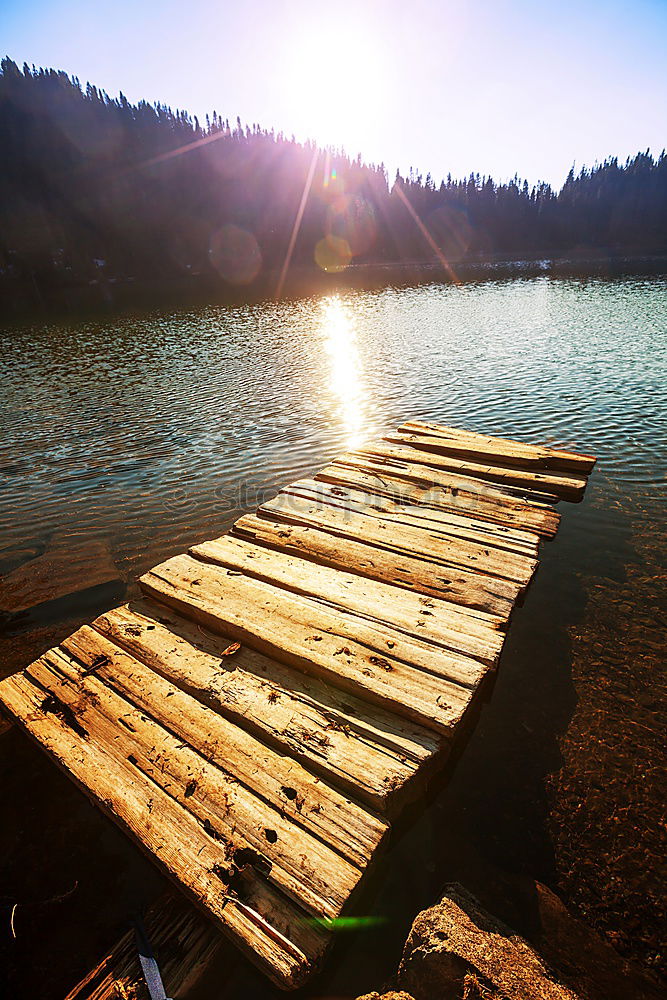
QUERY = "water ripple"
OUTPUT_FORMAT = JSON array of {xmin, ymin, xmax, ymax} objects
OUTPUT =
[{"xmin": 0, "ymin": 274, "xmax": 665, "ymax": 596}]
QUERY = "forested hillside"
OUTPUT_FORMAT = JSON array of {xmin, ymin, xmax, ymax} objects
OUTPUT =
[{"xmin": 1, "ymin": 57, "xmax": 666, "ymax": 309}]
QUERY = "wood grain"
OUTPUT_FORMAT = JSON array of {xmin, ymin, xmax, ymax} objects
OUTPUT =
[
  {"xmin": 316, "ymin": 460, "xmax": 560, "ymax": 538},
  {"xmin": 399, "ymin": 420, "xmax": 596, "ymax": 474},
  {"xmin": 361, "ymin": 439, "xmax": 588, "ymax": 501},
  {"xmin": 140, "ymin": 553, "xmax": 489, "ymax": 733},
  {"xmin": 93, "ymin": 599, "xmax": 441, "ymax": 815},
  {"xmin": 0, "ymin": 667, "xmax": 330, "ymax": 988},
  {"xmin": 192, "ymin": 532, "xmax": 506, "ymax": 665},
  {"xmin": 262, "ymin": 491, "xmax": 538, "ymax": 586},
  {"xmin": 64, "ymin": 893, "xmax": 224, "ymax": 1000},
  {"xmin": 234, "ymin": 511, "xmax": 521, "ymax": 616}
]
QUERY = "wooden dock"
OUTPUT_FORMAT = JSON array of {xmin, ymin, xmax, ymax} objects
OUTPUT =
[{"xmin": 0, "ymin": 420, "xmax": 595, "ymax": 989}]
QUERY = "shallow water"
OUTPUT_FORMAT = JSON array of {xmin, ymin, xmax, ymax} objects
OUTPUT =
[{"xmin": 0, "ymin": 276, "xmax": 665, "ymax": 996}]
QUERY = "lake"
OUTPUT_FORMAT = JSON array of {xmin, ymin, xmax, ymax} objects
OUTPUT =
[{"xmin": 0, "ymin": 275, "xmax": 665, "ymax": 996}]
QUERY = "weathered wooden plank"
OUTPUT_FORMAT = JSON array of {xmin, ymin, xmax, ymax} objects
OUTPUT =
[
  {"xmin": 262, "ymin": 492, "xmax": 538, "ymax": 587},
  {"xmin": 386, "ymin": 429, "xmax": 592, "ymax": 495},
  {"xmin": 316, "ymin": 461, "xmax": 560, "ymax": 539},
  {"xmin": 64, "ymin": 893, "xmax": 221, "ymax": 999},
  {"xmin": 140, "ymin": 554, "xmax": 487, "ymax": 733},
  {"xmin": 335, "ymin": 450, "xmax": 559, "ymax": 506},
  {"xmin": 400, "ymin": 420, "xmax": 597, "ymax": 474},
  {"xmin": 28, "ymin": 650, "xmax": 364, "ymax": 922},
  {"xmin": 64, "ymin": 893, "xmax": 224, "ymax": 1000},
  {"xmin": 234, "ymin": 513, "xmax": 520, "ymax": 617},
  {"xmin": 361, "ymin": 440, "xmax": 588, "ymax": 501},
  {"xmin": 192, "ymin": 533, "xmax": 506, "ymax": 666},
  {"xmin": 152, "ymin": 555, "xmax": 489, "ymax": 692},
  {"xmin": 93, "ymin": 600, "xmax": 441, "ymax": 816},
  {"xmin": 0, "ymin": 669, "xmax": 330, "ymax": 989},
  {"xmin": 280, "ymin": 478, "xmax": 541, "ymax": 558},
  {"xmin": 61, "ymin": 623, "xmax": 388, "ymax": 867}
]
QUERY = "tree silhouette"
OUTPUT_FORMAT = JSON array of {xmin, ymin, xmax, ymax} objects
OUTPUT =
[{"xmin": 0, "ymin": 57, "xmax": 665, "ymax": 312}]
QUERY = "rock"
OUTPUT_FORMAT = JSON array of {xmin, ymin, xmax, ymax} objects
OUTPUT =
[
  {"xmin": 397, "ymin": 883, "xmax": 579, "ymax": 1000},
  {"xmin": 527, "ymin": 882, "xmax": 663, "ymax": 1000},
  {"xmin": 407, "ymin": 845, "xmax": 664, "ymax": 1000},
  {"xmin": 0, "ymin": 533, "xmax": 120, "ymax": 613},
  {"xmin": 357, "ymin": 994, "xmax": 415, "ymax": 1000}
]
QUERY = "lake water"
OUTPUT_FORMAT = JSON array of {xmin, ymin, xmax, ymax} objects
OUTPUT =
[{"xmin": 0, "ymin": 276, "xmax": 665, "ymax": 996}]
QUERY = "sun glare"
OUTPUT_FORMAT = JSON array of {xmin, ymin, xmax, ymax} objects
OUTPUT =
[
  {"xmin": 321, "ymin": 295, "xmax": 365, "ymax": 448},
  {"xmin": 283, "ymin": 22, "xmax": 384, "ymax": 153}
]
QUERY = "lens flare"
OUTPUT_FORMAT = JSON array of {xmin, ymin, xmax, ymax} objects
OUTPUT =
[
  {"xmin": 209, "ymin": 224, "xmax": 262, "ymax": 284},
  {"xmin": 280, "ymin": 16, "xmax": 385, "ymax": 155},
  {"xmin": 307, "ymin": 915, "xmax": 389, "ymax": 931},
  {"xmin": 314, "ymin": 234, "xmax": 352, "ymax": 272}
]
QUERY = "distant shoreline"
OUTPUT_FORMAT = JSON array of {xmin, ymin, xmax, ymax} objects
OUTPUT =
[{"xmin": 2, "ymin": 252, "xmax": 666, "ymax": 325}]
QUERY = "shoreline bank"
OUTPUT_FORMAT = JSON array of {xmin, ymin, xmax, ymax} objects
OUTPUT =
[{"xmin": 2, "ymin": 253, "xmax": 666, "ymax": 326}]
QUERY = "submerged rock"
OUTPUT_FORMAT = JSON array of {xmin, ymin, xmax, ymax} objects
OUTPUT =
[
  {"xmin": 524, "ymin": 881, "xmax": 663, "ymax": 1000},
  {"xmin": 0, "ymin": 533, "xmax": 120, "ymax": 614}
]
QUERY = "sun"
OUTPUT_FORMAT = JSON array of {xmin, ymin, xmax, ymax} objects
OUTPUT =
[{"xmin": 282, "ymin": 20, "xmax": 384, "ymax": 154}]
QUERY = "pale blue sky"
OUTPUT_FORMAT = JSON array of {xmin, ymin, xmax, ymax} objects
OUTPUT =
[{"xmin": 2, "ymin": 0, "xmax": 666, "ymax": 186}]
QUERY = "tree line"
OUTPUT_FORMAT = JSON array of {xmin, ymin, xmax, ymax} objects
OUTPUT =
[{"xmin": 1, "ymin": 57, "xmax": 666, "ymax": 310}]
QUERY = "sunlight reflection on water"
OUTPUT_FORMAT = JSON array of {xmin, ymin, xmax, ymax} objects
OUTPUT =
[{"xmin": 321, "ymin": 295, "xmax": 366, "ymax": 449}]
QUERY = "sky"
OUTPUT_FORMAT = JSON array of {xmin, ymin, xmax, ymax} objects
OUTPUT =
[{"xmin": 2, "ymin": 0, "xmax": 666, "ymax": 188}]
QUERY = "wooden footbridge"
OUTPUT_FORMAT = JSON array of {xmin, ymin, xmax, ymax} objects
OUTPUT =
[{"xmin": 0, "ymin": 420, "xmax": 595, "ymax": 990}]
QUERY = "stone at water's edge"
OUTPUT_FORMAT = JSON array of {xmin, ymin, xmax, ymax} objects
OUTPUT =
[
  {"xmin": 357, "ymin": 994, "xmax": 415, "ymax": 1000},
  {"xmin": 356, "ymin": 878, "xmax": 664, "ymax": 1000},
  {"xmin": 396, "ymin": 884, "xmax": 579, "ymax": 1000}
]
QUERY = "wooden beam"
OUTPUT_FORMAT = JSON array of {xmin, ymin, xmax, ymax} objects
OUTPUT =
[
  {"xmin": 192, "ymin": 533, "xmax": 506, "ymax": 666},
  {"xmin": 361, "ymin": 440, "xmax": 588, "ymax": 501},
  {"xmin": 281, "ymin": 478, "xmax": 541, "ymax": 557},
  {"xmin": 0, "ymin": 668, "xmax": 330, "ymax": 989},
  {"xmin": 317, "ymin": 460, "xmax": 560, "ymax": 538},
  {"xmin": 62, "ymin": 623, "xmax": 389, "ymax": 866},
  {"xmin": 234, "ymin": 512, "xmax": 520, "ymax": 617},
  {"xmin": 399, "ymin": 420, "xmax": 596, "ymax": 474},
  {"xmin": 262, "ymin": 492, "xmax": 538, "ymax": 586},
  {"xmin": 64, "ymin": 893, "xmax": 224, "ymax": 1000},
  {"xmin": 140, "ymin": 554, "xmax": 490, "ymax": 734},
  {"xmin": 29, "ymin": 650, "xmax": 365, "ymax": 922}
]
